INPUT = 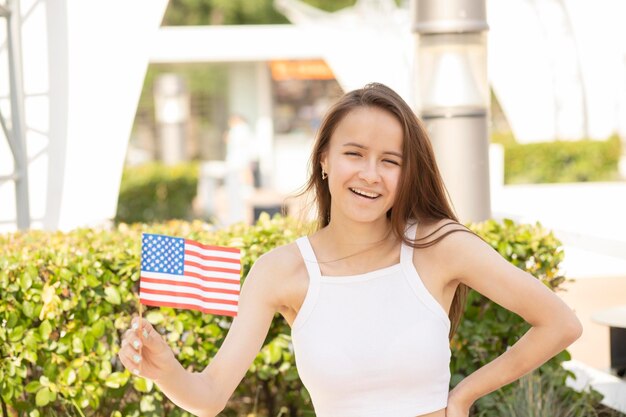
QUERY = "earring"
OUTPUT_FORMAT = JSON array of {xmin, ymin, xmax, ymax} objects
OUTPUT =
[{"xmin": 321, "ymin": 169, "xmax": 328, "ymax": 180}]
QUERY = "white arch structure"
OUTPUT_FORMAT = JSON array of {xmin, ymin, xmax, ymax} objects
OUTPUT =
[
  {"xmin": 0, "ymin": 0, "xmax": 625, "ymax": 232},
  {"xmin": 0, "ymin": 0, "xmax": 167, "ymax": 232}
]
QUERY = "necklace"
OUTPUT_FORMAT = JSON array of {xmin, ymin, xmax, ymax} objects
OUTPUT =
[{"xmin": 314, "ymin": 226, "xmax": 396, "ymax": 264}]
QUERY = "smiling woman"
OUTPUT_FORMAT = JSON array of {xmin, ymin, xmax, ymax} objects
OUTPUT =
[{"xmin": 118, "ymin": 83, "xmax": 582, "ymax": 417}]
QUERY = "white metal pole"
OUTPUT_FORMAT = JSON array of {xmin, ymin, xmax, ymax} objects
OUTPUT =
[{"xmin": 6, "ymin": 0, "xmax": 30, "ymax": 230}]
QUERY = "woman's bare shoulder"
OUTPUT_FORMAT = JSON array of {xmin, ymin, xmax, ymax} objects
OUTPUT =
[
  {"xmin": 251, "ymin": 240, "xmax": 308, "ymax": 283},
  {"xmin": 415, "ymin": 217, "xmax": 471, "ymax": 241},
  {"xmin": 413, "ymin": 218, "xmax": 483, "ymax": 284},
  {"xmin": 249, "ymin": 240, "xmax": 309, "ymax": 311}
]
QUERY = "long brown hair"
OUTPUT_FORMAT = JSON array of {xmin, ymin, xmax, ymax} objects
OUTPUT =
[{"xmin": 300, "ymin": 82, "xmax": 474, "ymax": 339}]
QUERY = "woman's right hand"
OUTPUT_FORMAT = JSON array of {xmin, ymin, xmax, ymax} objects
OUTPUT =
[{"xmin": 118, "ymin": 316, "xmax": 177, "ymax": 381}]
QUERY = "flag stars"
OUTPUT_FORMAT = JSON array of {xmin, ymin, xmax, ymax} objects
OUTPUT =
[{"xmin": 141, "ymin": 234, "xmax": 184, "ymax": 274}]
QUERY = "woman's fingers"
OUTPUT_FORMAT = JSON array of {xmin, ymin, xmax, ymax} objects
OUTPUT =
[
  {"xmin": 118, "ymin": 347, "xmax": 143, "ymax": 376},
  {"xmin": 119, "ymin": 317, "xmax": 150, "ymax": 375},
  {"xmin": 118, "ymin": 315, "xmax": 178, "ymax": 381},
  {"xmin": 130, "ymin": 316, "xmax": 162, "ymax": 349}
]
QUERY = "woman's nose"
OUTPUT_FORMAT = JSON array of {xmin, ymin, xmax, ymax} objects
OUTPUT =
[{"xmin": 358, "ymin": 160, "xmax": 381, "ymax": 183}]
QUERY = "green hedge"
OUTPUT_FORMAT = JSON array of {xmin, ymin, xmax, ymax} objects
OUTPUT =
[
  {"xmin": 492, "ymin": 134, "xmax": 622, "ymax": 184},
  {"xmin": 115, "ymin": 163, "xmax": 199, "ymax": 224},
  {"xmin": 0, "ymin": 216, "xmax": 614, "ymax": 416}
]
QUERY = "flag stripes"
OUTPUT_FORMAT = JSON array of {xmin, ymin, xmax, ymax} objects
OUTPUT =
[{"xmin": 139, "ymin": 233, "xmax": 241, "ymax": 316}]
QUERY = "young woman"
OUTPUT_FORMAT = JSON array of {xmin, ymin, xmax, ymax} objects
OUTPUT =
[{"xmin": 119, "ymin": 83, "xmax": 582, "ymax": 417}]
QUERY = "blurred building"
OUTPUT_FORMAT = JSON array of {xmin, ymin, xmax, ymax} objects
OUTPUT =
[{"xmin": 1, "ymin": 0, "xmax": 625, "ymax": 231}]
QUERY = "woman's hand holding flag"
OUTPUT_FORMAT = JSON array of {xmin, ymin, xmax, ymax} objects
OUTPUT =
[{"xmin": 118, "ymin": 317, "xmax": 177, "ymax": 381}]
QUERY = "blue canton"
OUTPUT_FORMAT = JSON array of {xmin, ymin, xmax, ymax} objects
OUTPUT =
[{"xmin": 141, "ymin": 234, "xmax": 185, "ymax": 275}]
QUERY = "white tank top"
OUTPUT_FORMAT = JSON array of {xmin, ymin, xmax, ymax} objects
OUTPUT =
[{"xmin": 291, "ymin": 223, "xmax": 451, "ymax": 417}]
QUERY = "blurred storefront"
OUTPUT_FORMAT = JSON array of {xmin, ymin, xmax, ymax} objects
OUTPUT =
[{"xmin": 130, "ymin": 55, "xmax": 342, "ymax": 195}]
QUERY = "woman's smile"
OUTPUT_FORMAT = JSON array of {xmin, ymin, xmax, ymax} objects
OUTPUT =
[{"xmin": 349, "ymin": 187, "xmax": 381, "ymax": 199}]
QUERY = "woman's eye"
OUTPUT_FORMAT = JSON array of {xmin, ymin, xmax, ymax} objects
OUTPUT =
[
  {"xmin": 383, "ymin": 159, "xmax": 401, "ymax": 166},
  {"xmin": 344, "ymin": 152, "xmax": 361, "ymax": 157}
]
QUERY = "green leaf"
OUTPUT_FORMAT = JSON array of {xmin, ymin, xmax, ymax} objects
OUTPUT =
[
  {"xmin": 83, "ymin": 332, "xmax": 95, "ymax": 351},
  {"xmin": 20, "ymin": 273, "xmax": 33, "ymax": 291},
  {"xmin": 39, "ymin": 375, "xmax": 50, "ymax": 387},
  {"xmin": 72, "ymin": 336, "xmax": 84, "ymax": 353},
  {"xmin": 283, "ymin": 367, "xmax": 299, "ymax": 381},
  {"xmin": 167, "ymin": 331, "xmax": 180, "ymax": 342},
  {"xmin": 146, "ymin": 310, "xmax": 164, "ymax": 324},
  {"xmin": 23, "ymin": 349, "xmax": 37, "ymax": 364},
  {"xmin": 2, "ymin": 383, "xmax": 14, "ymax": 401},
  {"xmin": 9, "ymin": 325, "xmax": 25, "ymax": 342},
  {"xmin": 266, "ymin": 342, "xmax": 282, "ymax": 364},
  {"xmin": 25, "ymin": 381, "xmax": 41, "ymax": 393},
  {"xmin": 62, "ymin": 368, "xmax": 76, "ymax": 385},
  {"xmin": 98, "ymin": 360, "xmax": 112, "ymax": 380},
  {"xmin": 22, "ymin": 301, "xmax": 35, "ymax": 318},
  {"xmin": 104, "ymin": 287, "xmax": 121, "ymax": 305},
  {"xmin": 91, "ymin": 320, "xmax": 106, "ymax": 338},
  {"xmin": 300, "ymin": 387, "xmax": 311, "ymax": 402},
  {"xmin": 85, "ymin": 274, "xmax": 100, "ymax": 288},
  {"xmin": 77, "ymin": 364, "xmax": 90, "ymax": 381},
  {"xmin": 39, "ymin": 320, "xmax": 52, "ymax": 340},
  {"xmin": 133, "ymin": 377, "xmax": 154, "ymax": 393},
  {"xmin": 140, "ymin": 394, "xmax": 156, "ymax": 412},
  {"xmin": 173, "ymin": 320, "xmax": 184, "ymax": 334},
  {"xmin": 35, "ymin": 387, "xmax": 51, "ymax": 407},
  {"xmin": 6, "ymin": 312, "xmax": 18, "ymax": 328},
  {"xmin": 104, "ymin": 372, "xmax": 128, "ymax": 389}
]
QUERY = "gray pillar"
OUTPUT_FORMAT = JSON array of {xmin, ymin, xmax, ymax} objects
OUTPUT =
[{"xmin": 413, "ymin": 0, "xmax": 491, "ymax": 222}]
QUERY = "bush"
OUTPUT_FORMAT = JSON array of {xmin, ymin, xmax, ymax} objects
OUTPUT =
[
  {"xmin": 115, "ymin": 163, "xmax": 199, "ymax": 224},
  {"xmin": 493, "ymin": 134, "xmax": 622, "ymax": 184},
  {"xmin": 0, "ymin": 216, "xmax": 615, "ymax": 416},
  {"xmin": 476, "ymin": 366, "xmax": 617, "ymax": 417}
]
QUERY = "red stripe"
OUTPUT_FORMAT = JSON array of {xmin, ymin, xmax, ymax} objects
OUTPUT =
[
  {"xmin": 140, "ymin": 298, "xmax": 237, "ymax": 317},
  {"xmin": 140, "ymin": 276, "xmax": 240, "ymax": 295},
  {"xmin": 184, "ymin": 271, "xmax": 240, "ymax": 284},
  {"xmin": 140, "ymin": 288, "xmax": 239, "ymax": 305},
  {"xmin": 185, "ymin": 239, "xmax": 241, "ymax": 254},
  {"xmin": 184, "ymin": 248, "xmax": 241, "ymax": 265},
  {"xmin": 185, "ymin": 260, "xmax": 240, "ymax": 274}
]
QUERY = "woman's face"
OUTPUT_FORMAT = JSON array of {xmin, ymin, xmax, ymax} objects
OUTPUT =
[{"xmin": 321, "ymin": 106, "xmax": 404, "ymax": 226}]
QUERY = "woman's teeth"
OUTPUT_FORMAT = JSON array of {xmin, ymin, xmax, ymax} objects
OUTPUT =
[{"xmin": 350, "ymin": 188, "xmax": 380, "ymax": 199}]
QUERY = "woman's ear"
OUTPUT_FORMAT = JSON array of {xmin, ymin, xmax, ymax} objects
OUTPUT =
[{"xmin": 320, "ymin": 154, "xmax": 328, "ymax": 174}]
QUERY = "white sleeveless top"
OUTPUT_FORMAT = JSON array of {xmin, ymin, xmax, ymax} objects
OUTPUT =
[{"xmin": 291, "ymin": 223, "xmax": 451, "ymax": 417}]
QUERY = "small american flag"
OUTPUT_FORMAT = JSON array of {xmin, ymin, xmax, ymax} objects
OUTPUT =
[{"xmin": 139, "ymin": 233, "xmax": 241, "ymax": 317}]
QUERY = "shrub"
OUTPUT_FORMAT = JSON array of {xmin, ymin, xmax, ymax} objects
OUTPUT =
[
  {"xmin": 115, "ymin": 163, "xmax": 199, "ymax": 224},
  {"xmin": 476, "ymin": 366, "xmax": 615, "ymax": 417},
  {"xmin": 0, "ymin": 216, "xmax": 615, "ymax": 416},
  {"xmin": 493, "ymin": 134, "xmax": 622, "ymax": 184}
]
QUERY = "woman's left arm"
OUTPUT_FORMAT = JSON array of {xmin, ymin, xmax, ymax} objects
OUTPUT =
[{"xmin": 443, "ymin": 231, "xmax": 583, "ymax": 413}]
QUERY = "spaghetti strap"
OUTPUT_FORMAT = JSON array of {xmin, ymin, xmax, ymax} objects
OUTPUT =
[
  {"xmin": 295, "ymin": 237, "xmax": 322, "ymax": 281},
  {"xmin": 292, "ymin": 237, "xmax": 322, "ymax": 332},
  {"xmin": 399, "ymin": 220, "xmax": 451, "ymax": 328}
]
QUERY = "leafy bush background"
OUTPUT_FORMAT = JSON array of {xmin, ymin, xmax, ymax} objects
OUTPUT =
[
  {"xmin": 1, "ymin": 216, "xmax": 616, "ymax": 416},
  {"xmin": 115, "ymin": 163, "xmax": 199, "ymax": 224},
  {"xmin": 491, "ymin": 134, "xmax": 621, "ymax": 184}
]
